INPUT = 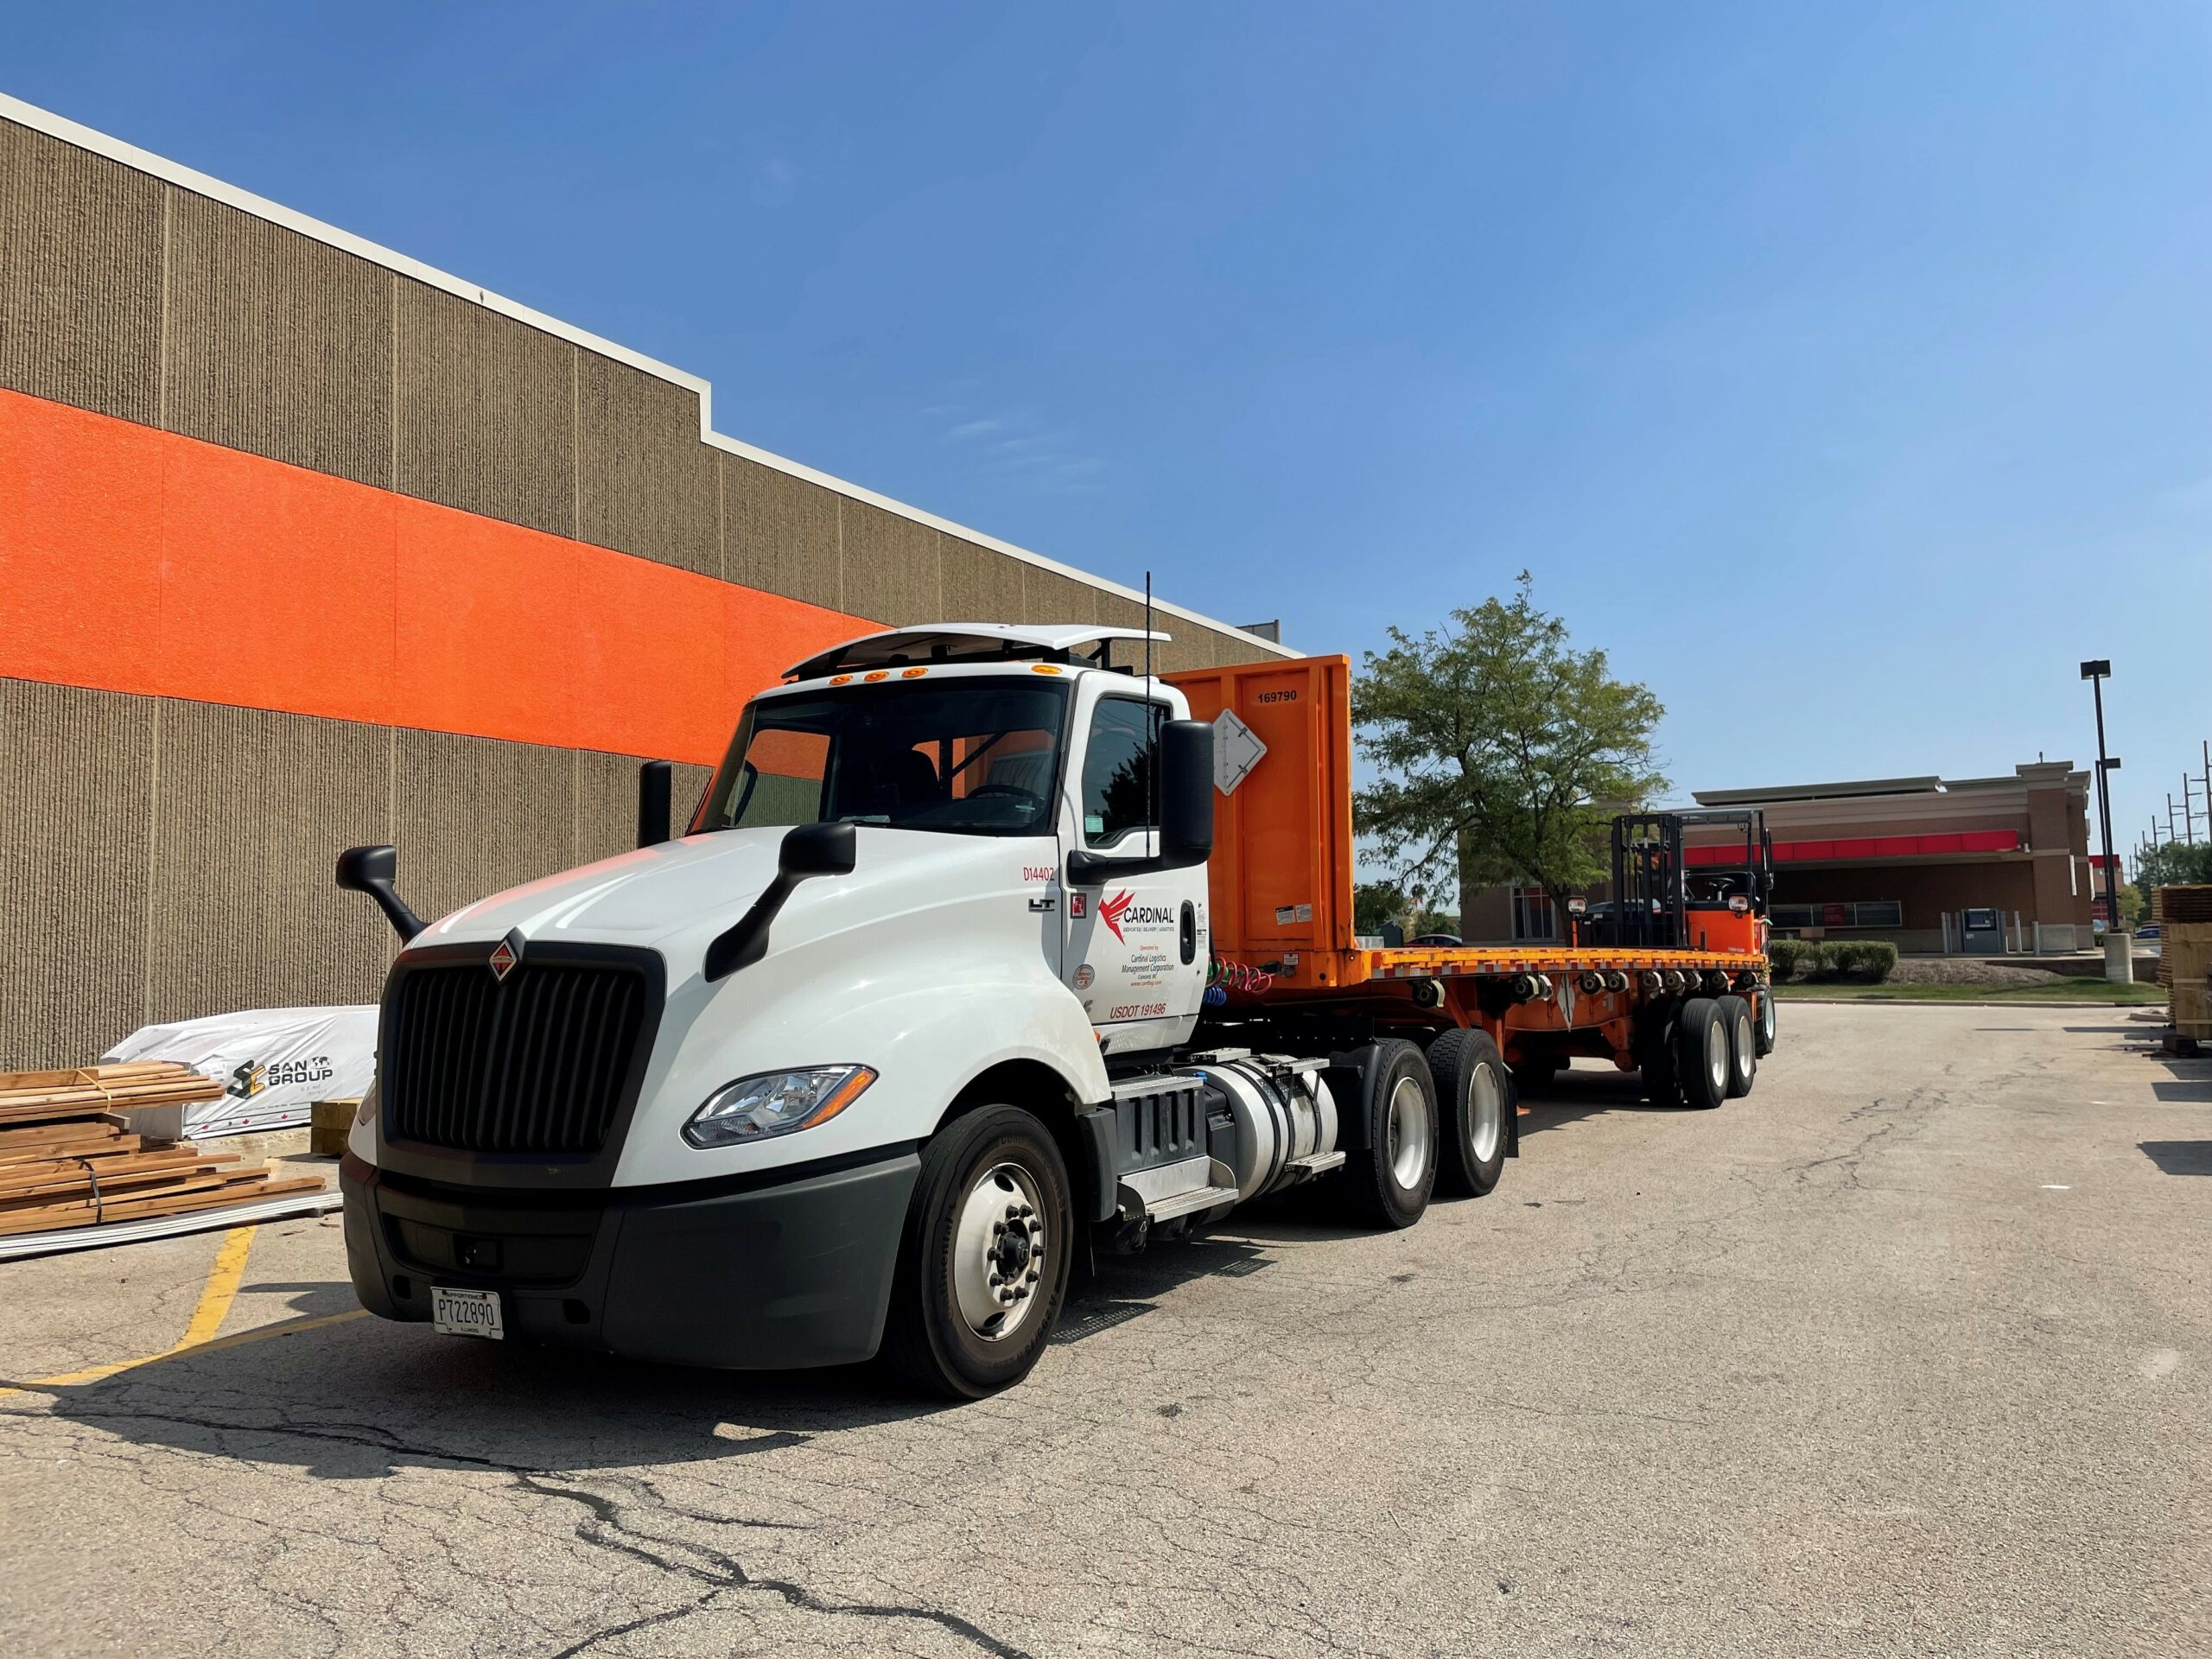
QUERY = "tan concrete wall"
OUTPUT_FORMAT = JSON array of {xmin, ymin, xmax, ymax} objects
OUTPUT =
[{"xmin": 0, "ymin": 677, "xmax": 710, "ymax": 1070}]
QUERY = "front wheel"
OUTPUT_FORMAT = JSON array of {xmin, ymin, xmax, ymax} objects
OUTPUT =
[
  {"xmin": 1343, "ymin": 1039, "xmax": 1439, "ymax": 1229},
  {"xmin": 881, "ymin": 1104, "xmax": 1073, "ymax": 1399},
  {"xmin": 1754, "ymin": 987, "xmax": 1777, "ymax": 1057}
]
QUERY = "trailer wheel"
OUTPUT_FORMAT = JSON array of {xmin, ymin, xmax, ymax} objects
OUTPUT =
[
  {"xmin": 1674, "ymin": 998, "xmax": 1729, "ymax": 1110},
  {"xmin": 1754, "ymin": 988, "xmax": 1777, "ymax": 1058},
  {"xmin": 881, "ymin": 1103, "xmax": 1073, "ymax": 1399},
  {"xmin": 1343, "ymin": 1039, "xmax": 1438, "ymax": 1229},
  {"xmin": 1429, "ymin": 1027, "xmax": 1511, "ymax": 1198},
  {"xmin": 1717, "ymin": 994, "xmax": 1757, "ymax": 1097}
]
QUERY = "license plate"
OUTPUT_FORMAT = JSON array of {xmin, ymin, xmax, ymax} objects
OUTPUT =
[{"xmin": 431, "ymin": 1286, "xmax": 505, "ymax": 1340}]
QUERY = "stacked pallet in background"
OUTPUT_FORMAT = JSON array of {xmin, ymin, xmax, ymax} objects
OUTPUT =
[
  {"xmin": 2155, "ymin": 886, "xmax": 2212, "ymax": 1046},
  {"xmin": 0, "ymin": 1063, "xmax": 326, "ymax": 1237}
]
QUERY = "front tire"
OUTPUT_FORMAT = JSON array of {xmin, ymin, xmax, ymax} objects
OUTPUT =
[
  {"xmin": 1430, "ymin": 1027, "xmax": 1513, "ymax": 1198},
  {"xmin": 882, "ymin": 1104, "xmax": 1073, "ymax": 1399},
  {"xmin": 1343, "ymin": 1039, "xmax": 1439, "ymax": 1229}
]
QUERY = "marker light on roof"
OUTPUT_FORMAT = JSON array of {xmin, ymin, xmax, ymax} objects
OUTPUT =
[
  {"xmin": 1032, "ymin": 664, "xmax": 1063, "ymax": 675},
  {"xmin": 901, "ymin": 667, "xmax": 928, "ymax": 678},
  {"xmin": 830, "ymin": 675, "xmax": 853, "ymax": 686},
  {"xmin": 864, "ymin": 671, "xmax": 890, "ymax": 683}
]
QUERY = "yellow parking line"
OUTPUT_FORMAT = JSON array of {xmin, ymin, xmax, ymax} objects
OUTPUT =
[{"xmin": 0, "ymin": 1224, "xmax": 348, "ymax": 1399}]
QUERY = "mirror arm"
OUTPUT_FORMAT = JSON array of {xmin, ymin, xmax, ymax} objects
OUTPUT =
[{"xmin": 703, "ymin": 873, "xmax": 798, "ymax": 982}]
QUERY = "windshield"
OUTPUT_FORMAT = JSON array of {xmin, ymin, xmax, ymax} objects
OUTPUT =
[{"xmin": 693, "ymin": 679, "xmax": 1068, "ymax": 838}]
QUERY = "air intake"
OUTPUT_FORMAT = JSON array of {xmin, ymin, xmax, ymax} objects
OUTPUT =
[{"xmin": 381, "ymin": 950, "xmax": 658, "ymax": 1156}]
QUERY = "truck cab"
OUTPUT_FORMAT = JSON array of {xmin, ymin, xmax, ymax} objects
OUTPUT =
[{"xmin": 337, "ymin": 625, "xmax": 1422, "ymax": 1396}]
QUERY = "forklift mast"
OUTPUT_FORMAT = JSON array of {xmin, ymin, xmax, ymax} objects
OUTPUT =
[{"xmin": 1594, "ymin": 810, "xmax": 1771, "ymax": 950}]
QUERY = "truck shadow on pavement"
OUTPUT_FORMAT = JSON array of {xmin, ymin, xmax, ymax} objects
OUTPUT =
[{"xmin": 17, "ymin": 1238, "xmax": 1283, "ymax": 1483}]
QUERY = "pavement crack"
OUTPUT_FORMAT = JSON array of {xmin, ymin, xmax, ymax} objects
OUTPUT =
[{"xmin": 4, "ymin": 1402, "xmax": 1033, "ymax": 1659}]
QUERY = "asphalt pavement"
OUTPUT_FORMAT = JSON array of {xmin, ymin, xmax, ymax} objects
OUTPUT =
[{"xmin": 2, "ymin": 1003, "xmax": 2204, "ymax": 1657}]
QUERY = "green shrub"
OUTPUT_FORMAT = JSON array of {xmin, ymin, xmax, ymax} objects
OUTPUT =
[
  {"xmin": 1854, "ymin": 940, "xmax": 1898, "ymax": 981},
  {"xmin": 1767, "ymin": 938, "xmax": 1814, "ymax": 982},
  {"xmin": 1819, "ymin": 940, "xmax": 1897, "ymax": 981}
]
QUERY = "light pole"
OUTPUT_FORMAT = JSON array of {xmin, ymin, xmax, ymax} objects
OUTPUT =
[{"xmin": 2080, "ymin": 660, "xmax": 2129, "ymax": 983}]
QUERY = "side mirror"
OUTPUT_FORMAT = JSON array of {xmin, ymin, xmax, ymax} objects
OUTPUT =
[
  {"xmin": 637, "ymin": 760, "xmax": 672, "ymax": 849},
  {"xmin": 336, "ymin": 844, "xmax": 425, "ymax": 943},
  {"xmin": 779, "ymin": 820, "xmax": 858, "ymax": 879},
  {"xmin": 703, "ymin": 822, "xmax": 858, "ymax": 981},
  {"xmin": 1157, "ymin": 718, "xmax": 1216, "ymax": 870}
]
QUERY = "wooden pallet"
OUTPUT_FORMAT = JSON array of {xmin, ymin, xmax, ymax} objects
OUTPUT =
[{"xmin": 0, "ymin": 1062, "xmax": 325, "ymax": 1238}]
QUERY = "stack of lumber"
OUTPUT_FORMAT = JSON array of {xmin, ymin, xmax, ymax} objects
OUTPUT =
[{"xmin": 0, "ymin": 1063, "xmax": 326, "ymax": 1237}]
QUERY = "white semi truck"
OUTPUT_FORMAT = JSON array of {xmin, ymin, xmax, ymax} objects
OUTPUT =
[{"xmin": 336, "ymin": 623, "xmax": 1770, "ymax": 1395}]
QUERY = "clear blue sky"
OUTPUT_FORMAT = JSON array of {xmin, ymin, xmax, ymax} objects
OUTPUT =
[{"xmin": 10, "ymin": 3, "xmax": 2210, "ymax": 865}]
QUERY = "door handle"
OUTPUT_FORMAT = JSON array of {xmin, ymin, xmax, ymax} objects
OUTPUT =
[{"xmin": 1179, "ymin": 900, "xmax": 1197, "ymax": 964}]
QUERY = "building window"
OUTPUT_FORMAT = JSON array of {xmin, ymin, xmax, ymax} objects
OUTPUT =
[
  {"xmin": 1512, "ymin": 888, "xmax": 1557, "ymax": 941},
  {"xmin": 1771, "ymin": 900, "xmax": 1904, "ymax": 930}
]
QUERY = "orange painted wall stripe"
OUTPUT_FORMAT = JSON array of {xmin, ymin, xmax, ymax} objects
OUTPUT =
[{"xmin": 0, "ymin": 387, "xmax": 874, "ymax": 764}]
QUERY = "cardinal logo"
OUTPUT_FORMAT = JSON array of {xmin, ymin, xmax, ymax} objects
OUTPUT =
[{"xmin": 1099, "ymin": 889, "xmax": 1135, "ymax": 944}]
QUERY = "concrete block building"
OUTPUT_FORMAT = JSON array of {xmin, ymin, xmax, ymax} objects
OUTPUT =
[{"xmin": 0, "ymin": 94, "xmax": 1290, "ymax": 1070}]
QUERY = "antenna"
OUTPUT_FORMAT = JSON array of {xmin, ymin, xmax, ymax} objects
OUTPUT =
[{"xmin": 1146, "ymin": 570, "xmax": 1158, "ymax": 853}]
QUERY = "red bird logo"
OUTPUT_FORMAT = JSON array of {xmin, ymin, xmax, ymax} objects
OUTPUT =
[{"xmin": 1099, "ymin": 889, "xmax": 1135, "ymax": 944}]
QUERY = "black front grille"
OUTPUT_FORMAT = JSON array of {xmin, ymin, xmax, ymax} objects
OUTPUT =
[{"xmin": 383, "ymin": 956, "xmax": 655, "ymax": 1155}]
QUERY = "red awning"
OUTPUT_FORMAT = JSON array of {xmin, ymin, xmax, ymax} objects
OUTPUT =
[{"xmin": 1683, "ymin": 830, "xmax": 2021, "ymax": 866}]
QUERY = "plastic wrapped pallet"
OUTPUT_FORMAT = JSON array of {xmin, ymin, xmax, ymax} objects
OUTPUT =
[{"xmin": 103, "ymin": 1007, "xmax": 378, "ymax": 1138}]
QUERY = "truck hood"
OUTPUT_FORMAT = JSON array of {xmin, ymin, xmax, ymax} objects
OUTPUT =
[
  {"xmin": 409, "ymin": 827, "xmax": 1046, "ymax": 958},
  {"xmin": 414, "ymin": 830, "xmax": 794, "ymax": 948}
]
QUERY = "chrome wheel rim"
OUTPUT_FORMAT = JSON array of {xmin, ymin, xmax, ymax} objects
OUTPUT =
[
  {"xmin": 1734, "ymin": 1013, "xmax": 1754, "ymax": 1073},
  {"xmin": 1706, "ymin": 1021, "xmax": 1729, "ymax": 1091},
  {"xmin": 1761, "ymin": 995, "xmax": 1776, "ymax": 1044},
  {"xmin": 1387, "ymin": 1075, "xmax": 1431, "ymax": 1188},
  {"xmin": 952, "ymin": 1160, "xmax": 1048, "ymax": 1342},
  {"xmin": 1468, "ymin": 1063, "xmax": 1504, "ymax": 1164}
]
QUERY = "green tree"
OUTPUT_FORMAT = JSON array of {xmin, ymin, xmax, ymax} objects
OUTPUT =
[
  {"xmin": 1354, "ymin": 880, "xmax": 1409, "ymax": 935},
  {"xmin": 2137, "ymin": 842, "xmax": 2212, "ymax": 897},
  {"xmin": 2115, "ymin": 882, "xmax": 2147, "ymax": 931},
  {"xmin": 1352, "ymin": 574, "xmax": 1667, "ymax": 924}
]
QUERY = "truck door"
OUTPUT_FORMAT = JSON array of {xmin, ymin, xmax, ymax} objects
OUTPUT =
[{"xmin": 1059, "ymin": 687, "xmax": 1208, "ymax": 1053}]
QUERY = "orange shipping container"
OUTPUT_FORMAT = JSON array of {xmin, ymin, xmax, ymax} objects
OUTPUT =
[{"xmin": 1166, "ymin": 655, "xmax": 1358, "ymax": 989}]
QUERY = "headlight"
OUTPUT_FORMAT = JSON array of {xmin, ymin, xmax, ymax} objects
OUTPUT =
[
  {"xmin": 354, "ymin": 1082, "xmax": 379, "ymax": 1128},
  {"xmin": 683, "ymin": 1065, "xmax": 876, "ymax": 1148}
]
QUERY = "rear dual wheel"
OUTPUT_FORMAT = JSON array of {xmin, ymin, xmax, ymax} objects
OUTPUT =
[
  {"xmin": 1430, "ymin": 1027, "xmax": 1512, "ymax": 1198},
  {"xmin": 1343, "ymin": 1039, "xmax": 1440, "ymax": 1229}
]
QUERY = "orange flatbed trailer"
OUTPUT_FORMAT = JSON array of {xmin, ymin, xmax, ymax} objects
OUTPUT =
[{"xmin": 1166, "ymin": 654, "xmax": 1771, "ymax": 1093}]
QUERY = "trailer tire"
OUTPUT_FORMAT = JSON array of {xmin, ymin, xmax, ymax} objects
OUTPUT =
[
  {"xmin": 1675, "ymin": 998, "xmax": 1730, "ymax": 1110},
  {"xmin": 1707, "ymin": 995, "xmax": 1760, "ymax": 1096},
  {"xmin": 1429, "ymin": 1028, "xmax": 1511, "ymax": 1198},
  {"xmin": 1754, "ymin": 988, "xmax": 1777, "ymax": 1058},
  {"xmin": 1342, "ymin": 1039, "xmax": 1438, "ymax": 1229},
  {"xmin": 1717, "ymin": 995, "xmax": 1757, "ymax": 1096},
  {"xmin": 881, "ymin": 1103, "xmax": 1073, "ymax": 1400}
]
